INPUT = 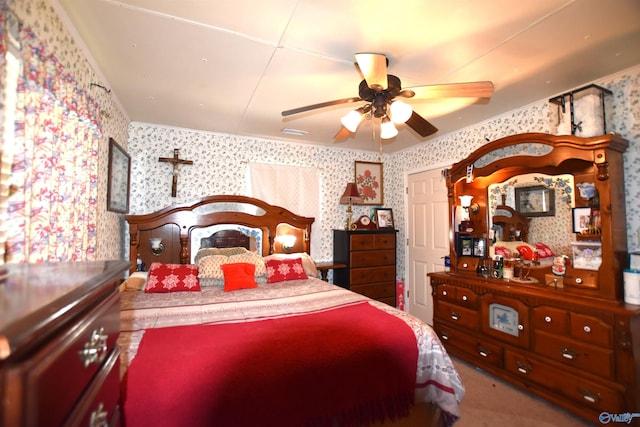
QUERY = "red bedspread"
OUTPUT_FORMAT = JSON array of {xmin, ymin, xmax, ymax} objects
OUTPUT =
[{"xmin": 123, "ymin": 302, "xmax": 418, "ymax": 427}]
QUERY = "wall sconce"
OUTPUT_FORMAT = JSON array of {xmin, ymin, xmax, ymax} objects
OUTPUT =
[
  {"xmin": 340, "ymin": 182, "xmax": 363, "ymax": 230},
  {"xmin": 458, "ymin": 196, "xmax": 480, "ymax": 232},
  {"xmin": 277, "ymin": 235, "xmax": 297, "ymax": 252},
  {"xmin": 149, "ymin": 238, "xmax": 164, "ymax": 256},
  {"xmin": 459, "ymin": 195, "xmax": 480, "ymax": 216}
]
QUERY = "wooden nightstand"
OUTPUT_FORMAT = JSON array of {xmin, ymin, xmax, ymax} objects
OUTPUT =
[{"xmin": 315, "ymin": 261, "xmax": 347, "ymax": 282}]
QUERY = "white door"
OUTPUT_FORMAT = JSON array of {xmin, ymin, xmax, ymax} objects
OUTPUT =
[{"xmin": 406, "ymin": 168, "xmax": 450, "ymax": 325}]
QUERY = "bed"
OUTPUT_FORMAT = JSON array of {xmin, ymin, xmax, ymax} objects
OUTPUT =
[{"xmin": 122, "ymin": 195, "xmax": 464, "ymax": 427}]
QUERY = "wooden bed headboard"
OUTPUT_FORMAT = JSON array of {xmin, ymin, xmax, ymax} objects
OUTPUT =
[{"xmin": 125, "ymin": 195, "xmax": 314, "ymax": 274}]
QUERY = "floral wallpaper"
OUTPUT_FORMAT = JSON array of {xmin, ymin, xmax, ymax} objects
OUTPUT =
[{"xmin": 9, "ymin": 0, "xmax": 640, "ymax": 280}]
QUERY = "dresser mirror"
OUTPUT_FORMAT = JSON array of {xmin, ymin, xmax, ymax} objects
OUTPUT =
[
  {"xmin": 446, "ymin": 133, "xmax": 628, "ymax": 301},
  {"xmin": 487, "ymin": 173, "xmax": 576, "ymax": 256}
]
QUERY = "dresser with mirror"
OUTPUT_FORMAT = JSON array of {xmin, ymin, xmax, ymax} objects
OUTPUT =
[{"xmin": 429, "ymin": 132, "xmax": 639, "ymax": 423}]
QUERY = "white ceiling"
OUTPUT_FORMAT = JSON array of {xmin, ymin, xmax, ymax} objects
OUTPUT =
[{"xmin": 54, "ymin": 0, "xmax": 640, "ymax": 153}]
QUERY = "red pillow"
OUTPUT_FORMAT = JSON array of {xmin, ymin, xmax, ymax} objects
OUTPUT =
[
  {"xmin": 265, "ymin": 257, "xmax": 308, "ymax": 283},
  {"xmin": 145, "ymin": 263, "xmax": 201, "ymax": 293},
  {"xmin": 494, "ymin": 246, "xmax": 512, "ymax": 258},
  {"xmin": 221, "ymin": 262, "xmax": 258, "ymax": 292},
  {"xmin": 535, "ymin": 242, "xmax": 555, "ymax": 258}
]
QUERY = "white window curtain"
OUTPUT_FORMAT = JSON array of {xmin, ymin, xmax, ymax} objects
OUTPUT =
[{"xmin": 248, "ymin": 163, "xmax": 320, "ymax": 256}]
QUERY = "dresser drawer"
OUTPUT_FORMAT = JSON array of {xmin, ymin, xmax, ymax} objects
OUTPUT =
[
  {"xmin": 349, "ymin": 233, "xmax": 395, "ymax": 250},
  {"xmin": 351, "ymin": 282, "xmax": 395, "ymax": 300},
  {"xmin": 435, "ymin": 324, "xmax": 503, "ymax": 368},
  {"xmin": 64, "ymin": 347, "xmax": 121, "ymax": 427},
  {"xmin": 349, "ymin": 265, "xmax": 395, "ymax": 285},
  {"xmin": 24, "ymin": 292, "xmax": 120, "ymax": 427},
  {"xmin": 434, "ymin": 284, "xmax": 457, "ymax": 303},
  {"xmin": 350, "ymin": 249, "xmax": 395, "ymax": 267},
  {"xmin": 569, "ymin": 312, "xmax": 612, "ymax": 347},
  {"xmin": 455, "ymin": 287, "xmax": 479, "ymax": 308},
  {"xmin": 533, "ymin": 330, "xmax": 614, "ymax": 380},
  {"xmin": 435, "ymin": 301, "xmax": 480, "ymax": 330},
  {"xmin": 533, "ymin": 306, "xmax": 568, "ymax": 335},
  {"xmin": 505, "ymin": 349, "xmax": 626, "ymax": 414}
]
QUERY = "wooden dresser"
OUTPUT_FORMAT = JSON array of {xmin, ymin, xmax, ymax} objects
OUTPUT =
[
  {"xmin": 0, "ymin": 260, "xmax": 129, "ymax": 427},
  {"xmin": 333, "ymin": 229, "xmax": 397, "ymax": 306},
  {"xmin": 430, "ymin": 273, "xmax": 640, "ymax": 422},
  {"xmin": 429, "ymin": 133, "xmax": 640, "ymax": 424}
]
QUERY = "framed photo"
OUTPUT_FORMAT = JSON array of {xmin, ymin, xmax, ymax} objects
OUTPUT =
[
  {"xmin": 459, "ymin": 236, "xmax": 473, "ymax": 256},
  {"xmin": 515, "ymin": 185, "xmax": 555, "ymax": 217},
  {"xmin": 572, "ymin": 207, "xmax": 592, "ymax": 233},
  {"xmin": 354, "ymin": 161, "xmax": 383, "ymax": 205},
  {"xmin": 473, "ymin": 238, "xmax": 486, "ymax": 257},
  {"xmin": 107, "ymin": 138, "xmax": 131, "ymax": 213},
  {"xmin": 375, "ymin": 208, "xmax": 394, "ymax": 228}
]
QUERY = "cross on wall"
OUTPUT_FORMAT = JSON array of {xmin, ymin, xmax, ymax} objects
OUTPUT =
[{"xmin": 158, "ymin": 149, "xmax": 193, "ymax": 197}]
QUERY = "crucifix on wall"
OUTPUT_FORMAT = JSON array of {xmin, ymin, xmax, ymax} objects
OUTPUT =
[{"xmin": 158, "ymin": 148, "xmax": 193, "ymax": 197}]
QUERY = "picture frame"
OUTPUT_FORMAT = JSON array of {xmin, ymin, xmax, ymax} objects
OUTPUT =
[
  {"xmin": 473, "ymin": 238, "xmax": 486, "ymax": 257},
  {"xmin": 375, "ymin": 208, "xmax": 394, "ymax": 228},
  {"xmin": 459, "ymin": 236, "xmax": 473, "ymax": 256},
  {"xmin": 514, "ymin": 185, "xmax": 555, "ymax": 217},
  {"xmin": 107, "ymin": 138, "xmax": 131, "ymax": 214},
  {"xmin": 572, "ymin": 207, "xmax": 592, "ymax": 233},
  {"xmin": 354, "ymin": 161, "xmax": 383, "ymax": 205}
]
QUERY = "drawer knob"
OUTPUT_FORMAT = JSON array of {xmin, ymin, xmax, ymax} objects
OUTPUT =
[
  {"xmin": 79, "ymin": 327, "xmax": 108, "ymax": 367},
  {"xmin": 478, "ymin": 346, "xmax": 491, "ymax": 358},
  {"xmin": 90, "ymin": 402, "xmax": 109, "ymax": 427},
  {"xmin": 441, "ymin": 332, "xmax": 449, "ymax": 341},
  {"xmin": 579, "ymin": 388, "xmax": 601, "ymax": 404},
  {"xmin": 462, "ymin": 295, "xmax": 468, "ymax": 301},
  {"xmin": 575, "ymin": 277, "xmax": 583, "ymax": 284},
  {"xmin": 544, "ymin": 316, "xmax": 552, "ymax": 323},
  {"xmin": 450, "ymin": 311, "xmax": 460, "ymax": 321},
  {"xmin": 583, "ymin": 325, "xmax": 591, "ymax": 333},
  {"xmin": 518, "ymin": 324, "xmax": 524, "ymax": 331},
  {"xmin": 561, "ymin": 347, "xmax": 577, "ymax": 360},
  {"xmin": 516, "ymin": 360, "xmax": 532, "ymax": 374},
  {"xmin": 442, "ymin": 290, "xmax": 448, "ymax": 296},
  {"xmin": 462, "ymin": 263, "xmax": 468, "ymax": 268}
]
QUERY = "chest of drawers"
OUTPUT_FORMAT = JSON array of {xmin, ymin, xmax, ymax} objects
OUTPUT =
[
  {"xmin": 333, "ymin": 229, "xmax": 397, "ymax": 306},
  {"xmin": 0, "ymin": 261, "xmax": 129, "ymax": 427},
  {"xmin": 429, "ymin": 272, "xmax": 640, "ymax": 424}
]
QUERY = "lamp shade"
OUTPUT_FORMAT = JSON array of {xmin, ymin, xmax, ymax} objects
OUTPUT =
[
  {"xmin": 341, "ymin": 110, "xmax": 364, "ymax": 132},
  {"xmin": 340, "ymin": 182, "xmax": 362, "ymax": 205},
  {"xmin": 390, "ymin": 100, "xmax": 412, "ymax": 124},
  {"xmin": 380, "ymin": 117, "xmax": 398, "ymax": 139}
]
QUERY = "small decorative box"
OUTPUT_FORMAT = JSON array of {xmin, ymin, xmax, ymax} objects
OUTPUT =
[{"xmin": 571, "ymin": 241, "xmax": 602, "ymax": 270}]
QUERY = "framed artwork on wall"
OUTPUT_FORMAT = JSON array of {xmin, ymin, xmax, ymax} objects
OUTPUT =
[
  {"xmin": 515, "ymin": 185, "xmax": 555, "ymax": 217},
  {"xmin": 354, "ymin": 161, "xmax": 383, "ymax": 205},
  {"xmin": 107, "ymin": 138, "xmax": 131, "ymax": 214}
]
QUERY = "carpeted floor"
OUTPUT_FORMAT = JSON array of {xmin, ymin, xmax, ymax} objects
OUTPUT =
[{"xmin": 452, "ymin": 357, "xmax": 599, "ymax": 426}]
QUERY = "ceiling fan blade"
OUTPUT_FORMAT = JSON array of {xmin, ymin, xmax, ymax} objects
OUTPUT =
[
  {"xmin": 406, "ymin": 81, "xmax": 494, "ymax": 100},
  {"xmin": 282, "ymin": 97, "xmax": 362, "ymax": 117},
  {"xmin": 333, "ymin": 126, "xmax": 352, "ymax": 141},
  {"xmin": 355, "ymin": 53, "xmax": 388, "ymax": 91},
  {"xmin": 404, "ymin": 111, "xmax": 438, "ymax": 137}
]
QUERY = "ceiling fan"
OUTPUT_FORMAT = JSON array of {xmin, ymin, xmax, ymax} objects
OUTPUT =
[{"xmin": 282, "ymin": 53, "xmax": 494, "ymax": 140}]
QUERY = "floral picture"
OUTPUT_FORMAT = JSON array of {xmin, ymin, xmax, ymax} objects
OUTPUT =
[{"xmin": 354, "ymin": 161, "xmax": 383, "ymax": 205}]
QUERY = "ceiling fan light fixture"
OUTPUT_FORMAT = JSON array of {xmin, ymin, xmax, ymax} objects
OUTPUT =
[
  {"xmin": 390, "ymin": 100, "xmax": 412, "ymax": 124},
  {"xmin": 380, "ymin": 117, "xmax": 398, "ymax": 139},
  {"xmin": 341, "ymin": 109, "xmax": 364, "ymax": 132}
]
